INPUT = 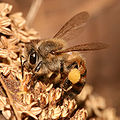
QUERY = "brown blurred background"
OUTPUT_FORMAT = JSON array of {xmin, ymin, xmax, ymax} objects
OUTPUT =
[{"xmin": 1, "ymin": 0, "xmax": 120, "ymax": 116}]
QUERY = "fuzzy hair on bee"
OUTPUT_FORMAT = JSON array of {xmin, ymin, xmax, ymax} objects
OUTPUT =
[
  {"xmin": 21, "ymin": 11, "xmax": 107, "ymax": 100},
  {"xmin": 24, "ymin": 39, "xmax": 65, "ymax": 72}
]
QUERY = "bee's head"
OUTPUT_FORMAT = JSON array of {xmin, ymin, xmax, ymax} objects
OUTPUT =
[
  {"xmin": 24, "ymin": 39, "xmax": 65, "ymax": 73},
  {"xmin": 24, "ymin": 40, "xmax": 43, "ymax": 72}
]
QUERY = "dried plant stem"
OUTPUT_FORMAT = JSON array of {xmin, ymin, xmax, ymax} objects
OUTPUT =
[
  {"xmin": 0, "ymin": 75, "xmax": 21, "ymax": 120},
  {"xmin": 26, "ymin": 0, "xmax": 43, "ymax": 26}
]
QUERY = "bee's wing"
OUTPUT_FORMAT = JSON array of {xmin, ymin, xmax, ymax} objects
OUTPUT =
[
  {"xmin": 52, "ymin": 42, "xmax": 108, "ymax": 54},
  {"xmin": 53, "ymin": 11, "xmax": 89, "ymax": 39}
]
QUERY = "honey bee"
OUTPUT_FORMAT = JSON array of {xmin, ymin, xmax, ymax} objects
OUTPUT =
[{"xmin": 22, "ymin": 12, "xmax": 107, "ymax": 98}]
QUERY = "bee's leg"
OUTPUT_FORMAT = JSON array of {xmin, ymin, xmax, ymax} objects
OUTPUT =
[
  {"xmin": 62, "ymin": 79, "xmax": 85, "ymax": 100},
  {"xmin": 57, "ymin": 61, "xmax": 81, "ymax": 104},
  {"xmin": 60, "ymin": 60, "xmax": 66, "ymax": 79},
  {"xmin": 67, "ymin": 61, "xmax": 78, "ymax": 69},
  {"xmin": 27, "ymin": 73, "xmax": 36, "ymax": 88},
  {"xmin": 63, "ymin": 61, "xmax": 86, "ymax": 99},
  {"xmin": 26, "ymin": 61, "xmax": 43, "ymax": 89},
  {"xmin": 34, "ymin": 61, "xmax": 42, "ymax": 72},
  {"xmin": 49, "ymin": 71, "xmax": 59, "ymax": 84},
  {"xmin": 50, "ymin": 60, "xmax": 66, "ymax": 86},
  {"xmin": 69, "ymin": 82, "xmax": 85, "ymax": 98}
]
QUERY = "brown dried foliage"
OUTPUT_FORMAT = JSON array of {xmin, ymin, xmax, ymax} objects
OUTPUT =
[{"xmin": 0, "ymin": 3, "xmax": 119, "ymax": 120}]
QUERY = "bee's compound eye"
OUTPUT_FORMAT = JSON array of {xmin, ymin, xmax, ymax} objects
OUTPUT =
[{"xmin": 29, "ymin": 52, "xmax": 37, "ymax": 64}]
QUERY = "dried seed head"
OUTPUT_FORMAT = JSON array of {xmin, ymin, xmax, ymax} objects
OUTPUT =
[
  {"xmin": 61, "ymin": 104, "xmax": 69, "ymax": 118},
  {"xmin": 0, "ymin": 95, "xmax": 12, "ymax": 120},
  {"xmin": 39, "ymin": 109, "xmax": 48, "ymax": 120},
  {"xmin": 61, "ymin": 99, "xmax": 77, "ymax": 118},
  {"xmin": 48, "ymin": 88, "xmax": 62, "ymax": 105},
  {"xmin": 0, "ymin": 95, "xmax": 7, "ymax": 111},
  {"xmin": 48, "ymin": 106, "xmax": 61, "ymax": 119},
  {"xmin": 2, "ymin": 109, "xmax": 11, "ymax": 120},
  {"xmin": 23, "ymin": 93, "xmax": 34, "ymax": 105},
  {"xmin": 0, "ymin": 3, "xmax": 12, "ymax": 16},
  {"xmin": 0, "ymin": 17, "xmax": 11, "ymax": 27},
  {"xmin": 2, "ymin": 66, "xmax": 11, "ymax": 76},
  {"xmin": 46, "ymin": 84, "xmax": 53, "ymax": 92},
  {"xmin": 38, "ymin": 93, "xmax": 48, "ymax": 108},
  {"xmin": 0, "ymin": 41, "xmax": 3, "ymax": 49},
  {"xmin": 33, "ymin": 82, "xmax": 48, "ymax": 101},
  {"xmin": 70, "ymin": 108, "xmax": 88, "ymax": 120},
  {"xmin": 8, "ymin": 51, "xmax": 18, "ymax": 60},
  {"xmin": 15, "ymin": 102, "xmax": 39, "ymax": 119},
  {"xmin": 1, "ymin": 36, "xmax": 9, "ymax": 48},
  {"xmin": 0, "ymin": 17, "xmax": 12, "ymax": 35},
  {"xmin": 20, "ymin": 72, "xmax": 32, "ymax": 92},
  {"xmin": 34, "ymin": 81, "xmax": 47, "ymax": 92},
  {"xmin": 85, "ymin": 95, "xmax": 106, "ymax": 117},
  {"xmin": 67, "ymin": 99, "xmax": 77, "ymax": 112},
  {"xmin": 30, "ymin": 107, "xmax": 42, "ymax": 116},
  {"xmin": 101, "ymin": 108, "xmax": 119, "ymax": 120},
  {"xmin": 10, "ymin": 12, "xmax": 26, "ymax": 29}
]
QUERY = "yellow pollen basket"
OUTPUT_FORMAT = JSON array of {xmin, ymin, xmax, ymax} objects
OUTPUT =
[{"xmin": 68, "ymin": 68, "xmax": 81, "ymax": 84}]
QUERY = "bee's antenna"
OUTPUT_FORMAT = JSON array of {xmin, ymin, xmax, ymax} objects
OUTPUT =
[{"xmin": 20, "ymin": 55, "xmax": 27, "ymax": 79}]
